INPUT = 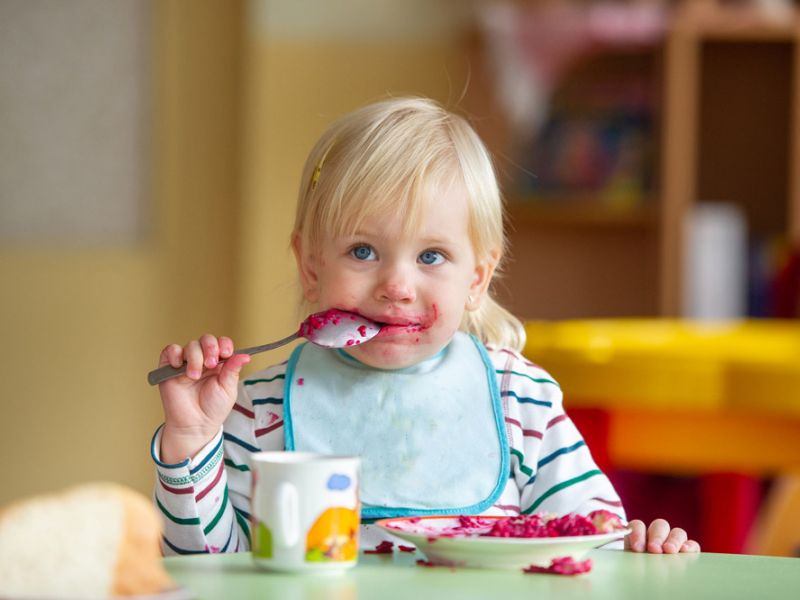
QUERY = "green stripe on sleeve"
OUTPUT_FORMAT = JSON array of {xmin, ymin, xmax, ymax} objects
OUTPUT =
[
  {"xmin": 522, "ymin": 469, "xmax": 603, "ymax": 514},
  {"xmin": 234, "ymin": 507, "xmax": 252, "ymax": 546},
  {"xmin": 156, "ymin": 497, "xmax": 201, "ymax": 526},
  {"xmin": 511, "ymin": 448, "xmax": 534, "ymax": 476},
  {"xmin": 243, "ymin": 374, "xmax": 285, "ymax": 385},
  {"xmin": 496, "ymin": 369, "xmax": 560, "ymax": 387},
  {"xmin": 203, "ymin": 486, "xmax": 229, "ymax": 535},
  {"xmin": 224, "ymin": 458, "xmax": 250, "ymax": 471}
]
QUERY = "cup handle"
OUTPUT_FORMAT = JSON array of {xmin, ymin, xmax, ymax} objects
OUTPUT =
[{"xmin": 273, "ymin": 482, "xmax": 299, "ymax": 547}]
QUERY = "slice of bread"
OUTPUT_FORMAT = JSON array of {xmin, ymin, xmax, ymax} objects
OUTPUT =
[{"xmin": 0, "ymin": 482, "xmax": 174, "ymax": 598}]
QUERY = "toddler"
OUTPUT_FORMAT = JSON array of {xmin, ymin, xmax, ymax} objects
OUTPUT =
[{"xmin": 151, "ymin": 97, "xmax": 698, "ymax": 555}]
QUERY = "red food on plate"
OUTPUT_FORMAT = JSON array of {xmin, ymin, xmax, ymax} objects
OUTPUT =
[
  {"xmin": 484, "ymin": 511, "xmax": 625, "ymax": 538},
  {"xmin": 589, "ymin": 509, "xmax": 625, "ymax": 533},
  {"xmin": 544, "ymin": 513, "xmax": 598, "ymax": 537},
  {"xmin": 483, "ymin": 514, "xmax": 551, "ymax": 538}
]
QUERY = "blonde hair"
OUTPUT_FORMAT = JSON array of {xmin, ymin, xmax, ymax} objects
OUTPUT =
[{"xmin": 292, "ymin": 97, "xmax": 525, "ymax": 351}]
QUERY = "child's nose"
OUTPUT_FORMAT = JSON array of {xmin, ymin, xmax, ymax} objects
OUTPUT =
[{"xmin": 375, "ymin": 264, "xmax": 416, "ymax": 303}]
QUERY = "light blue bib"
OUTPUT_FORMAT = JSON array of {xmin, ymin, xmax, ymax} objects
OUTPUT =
[{"xmin": 283, "ymin": 332, "xmax": 509, "ymax": 520}]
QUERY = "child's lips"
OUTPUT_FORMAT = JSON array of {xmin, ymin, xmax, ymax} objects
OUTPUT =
[
  {"xmin": 372, "ymin": 316, "xmax": 428, "ymax": 337},
  {"xmin": 377, "ymin": 324, "xmax": 423, "ymax": 337}
]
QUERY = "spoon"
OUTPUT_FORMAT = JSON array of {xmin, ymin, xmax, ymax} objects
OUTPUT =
[{"xmin": 147, "ymin": 309, "xmax": 381, "ymax": 386}]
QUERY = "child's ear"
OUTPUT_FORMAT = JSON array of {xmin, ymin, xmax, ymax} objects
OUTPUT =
[
  {"xmin": 466, "ymin": 248, "xmax": 500, "ymax": 311},
  {"xmin": 292, "ymin": 232, "xmax": 320, "ymax": 303}
]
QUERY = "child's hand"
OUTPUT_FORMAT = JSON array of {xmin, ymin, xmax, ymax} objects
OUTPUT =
[
  {"xmin": 624, "ymin": 519, "xmax": 700, "ymax": 553},
  {"xmin": 157, "ymin": 335, "xmax": 251, "ymax": 464}
]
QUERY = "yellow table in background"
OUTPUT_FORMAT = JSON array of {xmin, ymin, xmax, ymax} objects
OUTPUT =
[{"xmin": 523, "ymin": 319, "xmax": 800, "ymax": 556}]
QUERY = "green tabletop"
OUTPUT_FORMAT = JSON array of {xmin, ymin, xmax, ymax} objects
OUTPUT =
[{"xmin": 164, "ymin": 549, "xmax": 800, "ymax": 600}]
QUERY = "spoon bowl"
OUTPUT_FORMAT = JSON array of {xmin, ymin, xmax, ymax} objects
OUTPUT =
[
  {"xmin": 300, "ymin": 308, "xmax": 382, "ymax": 348},
  {"xmin": 147, "ymin": 309, "xmax": 381, "ymax": 385}
]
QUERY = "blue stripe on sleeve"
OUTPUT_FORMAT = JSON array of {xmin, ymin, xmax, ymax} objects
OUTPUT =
[
  {"xmin": 162, "ymin": 536, "xmax": 207, "ymax": 555},
  {"xmin": 189, "ymin": 434, "xmax": 223, "ymax": 475},
  {"xmin": 223, "ymin": 432, "xmax": 260, "ymax": 453},
  {"xmin": 252, "ymin": 397, "xmax": 283, "ymax": 405},
  {"xmin": 537, "ymin": 440, "xmax": 586, "ymax": 469},
  {"xmin": 501, "ymin": 390, "xmax": 552, "ymax": 407}
]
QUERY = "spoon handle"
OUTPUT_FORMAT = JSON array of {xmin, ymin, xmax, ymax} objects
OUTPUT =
[{"xmin": 147, "ymin": 331, "xmax": 300, "ymax": 386}]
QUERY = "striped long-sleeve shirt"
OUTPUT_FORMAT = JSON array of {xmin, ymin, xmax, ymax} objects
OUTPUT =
[{"xmin": 151, "ymin": 346, "xmax": 625, "ymax": 555}]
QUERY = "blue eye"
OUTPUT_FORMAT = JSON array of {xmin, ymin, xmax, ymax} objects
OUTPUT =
[
  {"xmin": 351, "ymin": 245, "xmax": 376, "ymax": 261},
  {"xmin": 419, "ymin": 250, "xmax": 444, "ymax": 265}
]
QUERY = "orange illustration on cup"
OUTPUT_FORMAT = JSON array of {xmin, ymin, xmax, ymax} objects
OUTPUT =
[{"xmin": 305, "ymin": 507, "xmax": 359, "ymax": 562}]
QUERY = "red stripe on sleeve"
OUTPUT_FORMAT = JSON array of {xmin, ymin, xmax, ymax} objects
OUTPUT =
[
  {"xmin": 547, "ymin": 414, "xmax": 568, "ymax": 429},
  {"xmin": 159, "ymin": 479, "xmax": 194, "ymax": 495},
  {"xmin": 232, "ymin": 403, "xmax": 255, "ymax": 419},
  {"xmin": 195, "ymin": 462, "xmax": 225, "ymax": 502},
  {"xmin": 255, "ymin": 420, "xmax": 284, "ymax": 438},
  {"xmin": 505, "ymin": 417, "xmax": 543, "ymax": 439}
]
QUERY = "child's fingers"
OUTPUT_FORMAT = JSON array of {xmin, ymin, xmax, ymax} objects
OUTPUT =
[
  {"xmin": 219, "ymin": 336, "xmax": 235, "ymax": 359},
  {"xmin": 218, "ymin": 354, "xmax": 251, "ymax": 395},
  {"xmin": 199, "ymin": 334, "xmax": 220, "ymax": 369},
  {"xmin": 624, "ymin": 519, "xmax": 647, "ymax": 552},
  {"xmin": 184, "ymin": 339, "xmax": 204, "ymax": 379},
  {"xmin": 662, "ymin": 527, "xmax": 688, "ymax": 553},
  {"xmin": 159, "ymin": 343, "xmax": 184, "ymax": 369},
  {"xmin": 680, "ymin": 539, "xmax": 701, "ymax": 553},
  {"xmin": 646, "ymin": 519, "xmax": 671, "ymax": 553}
]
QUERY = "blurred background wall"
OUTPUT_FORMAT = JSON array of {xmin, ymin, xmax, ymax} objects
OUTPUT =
[
  {"xmin": 0, "ymin": 0, "xmax": 243, "ymax": 504},
  {"xmin": 0, "ymin": 0, "xmax": 472, "ymax": 504},
  {"xmin": 2, "ymin": 0, "xmax": 799, "ymax": 557}
]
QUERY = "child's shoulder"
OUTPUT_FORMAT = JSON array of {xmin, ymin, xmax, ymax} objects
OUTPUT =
[
  {"xmin": 483, "ymin": 344, "xmax": 557, "ymax": 380},
  {"xmin": 483, "ymin": 345, "xmax": 562, "ymax": 401}
]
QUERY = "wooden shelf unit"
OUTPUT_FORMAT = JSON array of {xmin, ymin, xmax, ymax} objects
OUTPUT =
[
  {"xmin": 470, "ymin": 1, "xmax": 800, "ymax": 320},
  {"xmin": 660, "ymin": 1, "xmax": 800, "ymax": 314},
  {"xmin": 508, "ymin": 199, "xmax": 658, "ymax": 228}
]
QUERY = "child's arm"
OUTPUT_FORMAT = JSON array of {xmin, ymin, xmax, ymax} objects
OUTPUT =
[
  {"xmin": 498, "ymin": 349, "xmax": 700, "ymax": 553},
  {"xmin": 151, "ymin": 334, "xmax": 257, "ymax": 554},
  {"xmin": 158, "ymin": 335, "xmax": 251, "ymax": 463},
  {"xmin": 497, "ymin": 350, "xmax": 625, "ymax": 519},
  {"xmin": 152, "ymin": 424, "xmax": 252, "ymax": 554},
  {"xmin": 152, "ymin": 357, "xmax": 289, "ymax": 555}
]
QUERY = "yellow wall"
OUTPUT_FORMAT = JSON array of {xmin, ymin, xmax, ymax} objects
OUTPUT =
[
  {"xmin": 0, "ymin": 0, "xmax": 470, "ymax": 504},
  {"xmin": 0, "ymin": 1, "xmax": 243, "ymax": 504}
]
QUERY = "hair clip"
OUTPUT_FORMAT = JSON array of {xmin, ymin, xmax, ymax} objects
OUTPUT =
[{"xmin": 310, "ymin": 140, "xmax": 335, "ymax": 191}]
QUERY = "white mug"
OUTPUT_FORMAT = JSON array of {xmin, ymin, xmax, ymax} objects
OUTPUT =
[{"xmin": 249, "ymin": 452, "xmax": 361, "ymax": 573}]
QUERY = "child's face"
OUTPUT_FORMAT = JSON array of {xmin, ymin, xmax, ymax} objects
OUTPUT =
[{"xmin": 297, "ymin": 182, "xmax": 497, "ymax": 369}]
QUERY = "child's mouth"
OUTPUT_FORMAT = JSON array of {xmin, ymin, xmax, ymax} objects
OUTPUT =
[
  {"xmin": 369, "ymin": 315, "xmax": 430, "ymax": 337},
  {"xmin": 338, "ymin": 308, "xmax": 434, "ymax": 338},
  {"xmin": 375, "ymin": 321, "xmax": 425, "ymax": 337}
]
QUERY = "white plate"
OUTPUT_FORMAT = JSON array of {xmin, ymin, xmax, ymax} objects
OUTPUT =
[{"xmin": 375, "ymin": 516, "xmax": 630, "ymax": 570}]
